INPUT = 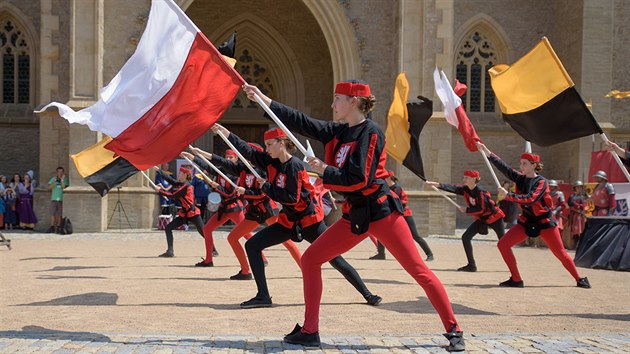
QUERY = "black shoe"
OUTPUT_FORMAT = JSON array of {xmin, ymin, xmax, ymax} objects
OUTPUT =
[
  {"xmin": 47, "ymin": 226, "xmax": 55, "ymax": 233},
  {"xmin": 577, "ymin": 277, "xmax": 591, "ymax": 289},
  {"xmin": 195, "ymin": 258, "xmax": 213, "ymax": 267},
  {"xmin": 230, "ymin": 270, "xmax": 253, "ymax": 280},
  {"xmin": 499, "ymin": 277, "xmax": 524, "ymax": 288},
  {"xmin": 457, "ymin": 264, "xmax": 477, "ymax": 272},
  {"xmin": 369, "ymin": 253, "xmax": 385, "ymax": 260},
  {"xmin": 283, "ymin": 323, "xmax": 320, "ymax": 347},
  {"xmin": 213, "ymin": 249, "xmax": 219, "ymax": 257},
  {"xmin": 426, "ymin": 254, "xmax": 434, "ymax": 261},
  {"xmin": 365, "ymin": 294, "xmax": 382, "ymax": 306},
  {"xmin": 240, "ymin": 296, "xmax": 272, "ymax": 309},
  {"xmin": 443, "ymin": 325, "xmax": 465, "ymax": 352},
  {"xmin": 158, "ymin": 251, "xmax": 174, "ymax": 258}
]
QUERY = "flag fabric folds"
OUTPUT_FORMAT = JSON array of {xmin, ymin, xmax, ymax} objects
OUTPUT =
[
  {"xmin": 433, "ymin": 68, "xmax": 482, "ymax": 152},
  {"xmin": 35, "ymin": 0, "xmax": 244, "ymax": 170},
  {"xmin": 588, "ymin": 151, "xmax": 629, "ymax": 184},
  {"xmin": 385, "ymin": 73, "xmax": 432, "ymax": 179},
  {"xmin": 71, "ymin": 137, "xmax": 139, "ymax": 197},
  {"xmin": 489, "ymin": 37, "xmax": 602, "ymax": 147}
]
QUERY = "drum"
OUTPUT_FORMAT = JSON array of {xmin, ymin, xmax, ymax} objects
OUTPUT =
[
  {"xmin": 207, "ymin": 192, "xmax": 221, "ymax": 212},
  {"xmin": 157, "ymin": 214, "xmax": 172, "ymax": 230}
]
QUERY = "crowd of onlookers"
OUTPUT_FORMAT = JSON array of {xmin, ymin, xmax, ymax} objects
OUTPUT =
[
  {"xmin": 0, "ymin": 171, "xmax": 38, "ymax": 230},
  {"xmin": 0, "ymin": 167, "xmax": 69, "ymax": 232}
]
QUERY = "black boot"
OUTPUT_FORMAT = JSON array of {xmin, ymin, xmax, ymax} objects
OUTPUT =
[
  {"xmin": 195, "ymin": 258, "xmax": 213, "ymax": 267},
  {"xmin": 369, "ymin": 253, "xmax": 385, "ymax": 260},
  {"xmin": 499, "ymin": 277, "xmax": 524, "ymax": 288},
  {"xmin": 158, "ymin": 250, "xmax": 174, "ymax": 257},
  {"xmin": 443, "ymin": 325, "xmax": 465, "ymax": 352},
  {"xmin": 240, "ymin": 296, "xmax": 272, "ymax": 309},
  {"xmin": 577, "ymin": 277, "xmax": 591, "ymax": 289},
  {"xmin": 365, "ymin": 294, "xmax": 382, "ymax": 306},
  {"xmin": 457, "ymin": 264, "xmax": 477, "ymax": 272},
  {"xmin": 283, "ymin": 323, "xmax": 320, "ymax": 347}
]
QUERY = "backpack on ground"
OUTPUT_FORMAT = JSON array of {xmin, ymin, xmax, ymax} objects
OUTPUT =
[{"xmin": 60, "ymin": 217, "xmax": 73, "ymax": 235}]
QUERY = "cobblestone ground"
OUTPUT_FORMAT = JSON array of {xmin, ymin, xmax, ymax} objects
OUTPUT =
[{"xmin": 0, "ymin": 229, "xmax": 628, "ymax": 353}]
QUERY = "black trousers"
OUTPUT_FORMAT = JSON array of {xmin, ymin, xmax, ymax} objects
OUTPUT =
[
  {"xmin": 245, "ymin": 221, "xmax": 373, "ymax": 300},
  {"xmin": 164, "ymin": 215, "xmax": 205, "ymax": 252},
  {"xmin": 461, "ymin": 218, "xmax": 505, "ymax": 266},
  {"xmin": 377, "ymin": 215, "xmax": 433, "ymax": 257}
]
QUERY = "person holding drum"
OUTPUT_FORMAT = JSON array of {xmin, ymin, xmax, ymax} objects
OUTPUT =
[
  {"xmin": 154, "ymin": 166, "xmax": 206, "ymax": 257},
  {"xmin": 186, "ymin": 145, "xmax": 301, "ymax": 280}
]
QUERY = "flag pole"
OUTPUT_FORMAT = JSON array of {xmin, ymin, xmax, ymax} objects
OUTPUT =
[
  {"xmin": 213, "ymin": 133, "xmax": 262, "ymax": 179},
  {"xmin": 430, "ymin": 185, "xmax": 463, "ymax": 209},
  {"xmin": 252, "ymin": 93, "xmax": 313, "ymax": 158},
  {"xmin": 600, "ymin": 133, "xmax": 630, "ymax": 182},
  {"xmin": 140, "ymin": 170, "xmax": 158, "ymax": 189},
  {"xmin": 479, "ymin": 149, "xmax": 502, "ymax": 188},
  {"xmin": 181, "ymin": 155, "xmax": 238, "ymax": 189}
]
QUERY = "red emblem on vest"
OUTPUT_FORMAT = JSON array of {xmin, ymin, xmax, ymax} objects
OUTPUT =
[
  {"xmin": 335, "ymin": 143, "xmax": 356, "ymax": 167},
  {"xmin": 469, "ymin": 197, "xmax": 476, "ymax": 206},
  {"xmin": 245, "ymin": 174, "xmax": 255, "ymax": 188},
  {"xmin": 276, "ymin": 174, "xmax": 286, "ymax": 188}
]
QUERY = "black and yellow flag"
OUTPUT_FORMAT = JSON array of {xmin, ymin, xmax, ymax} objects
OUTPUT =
[
  {"xmin": 489, "ymin": 37, "xmax": 602, "ymax": 146},
  {"xmin": 71, "ymin": 137, "xmax": 139, "ymax": 197},
  {"xmin": 385, "ymin": 73, "xmax": 432, "ymax": 180}
]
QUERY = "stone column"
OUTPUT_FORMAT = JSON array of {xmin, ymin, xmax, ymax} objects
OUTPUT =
[
  {"xmin": 395, "ymin": 0, "xmax": 456, "ymax": 237},
  {"xmin": 57, "ymin": 0, "xmax": 108, "ymax": 232}
]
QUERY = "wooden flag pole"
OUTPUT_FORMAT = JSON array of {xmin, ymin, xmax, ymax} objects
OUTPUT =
[
  {"xmin": 181, "ymin": 155, "xmax": 237, "ymax": 189},
  {"xmin": 214, "ymin": 132, "xmax": 262, "ymax": 179},
  {"xmin": 252, "ymin": 93, "xmax": 313, "ymax": 158},
  {"xmin": 600, "ymin": 133, "xmax": 630, "ymax": 182},
  {"xmin": 430, "ymin": 185, "xmax": 463, "ymax": 209},
  {"xmin": 479, "ymin": 149, "xmax": 502, "ymax": 188},
  {"xmin": 140, "ymin": 170, "xmax": 158, "ymax": 190}
]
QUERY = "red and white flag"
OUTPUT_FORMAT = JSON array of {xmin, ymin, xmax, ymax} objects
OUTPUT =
[
  {"xmin": 433, "ymin": 68, "xmax": 482, "ymax": 152},
  {"xmin": 35, "ymin": 0, "xmax": 244, "ymax": 170}
]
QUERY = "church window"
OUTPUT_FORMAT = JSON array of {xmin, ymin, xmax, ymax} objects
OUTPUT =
[
  {"xmin": 455, "ymin": 31, "xmax": 497, "ymax": 112},
  {"xmin": 0, "ymin": 19, "xmax": 30, "ymax": 104}
]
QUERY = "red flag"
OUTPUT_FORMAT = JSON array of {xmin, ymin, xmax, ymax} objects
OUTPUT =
[
  {"xmin": 35, "ymin": 0, "xmax": 244, "ymax": 170},
  {"xmin": 588, "ymin": 151, "xmax": 629, "ymax": 183},
  {"xmin": 434, "ymin": 68, "xmax": 482, "ymax": 152}
]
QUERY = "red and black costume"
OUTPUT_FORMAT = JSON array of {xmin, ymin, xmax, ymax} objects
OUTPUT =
[
  {"xmin": 488, "ymin": 152, "xmax": 587, "ymax": 287},
  {"xmin": 437, "ymin": 170, "xmax": 505, "ymax": 271},
  {"xmin": 266, "ymin": 82, "xmax": 461, "ymax": 343},
  {"xmin": 208, "ymin": 149, "xmax": 301, "ymax": 278},
  {"xmin": 227, "ymin": 129, "xmax": 378, "ymax": 308},
  {"xmin": 549, "ymin": 188, "xmax": 566, "ymax": 230},
  {"xmin": 193, "ymin": 153, "xmax": 244, "ymax": 265},
  {"xmin": 155, "ymin": 168, "xmax": 205, "ymax": 257},
  {"xmin": 567, "ymin": 186, "xmax": 588, "ymax": 244}
]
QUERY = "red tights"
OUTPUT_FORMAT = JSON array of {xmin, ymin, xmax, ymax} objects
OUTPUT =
[
  {"xmin": 497, "ymin": 224, "xmax": 581, "ymax": 282},
  {"xmin": 300, "ymin": 213, "xmax": 459, "ymax": 334},
  {"xmin": 202, "ymin": 211, "xmax": 248, "ymax": 263}
]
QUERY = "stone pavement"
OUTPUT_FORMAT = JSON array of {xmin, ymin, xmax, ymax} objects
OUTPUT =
[{"xmin": 1, "ymin": 229, "xmax": 629, "ymax": 353}]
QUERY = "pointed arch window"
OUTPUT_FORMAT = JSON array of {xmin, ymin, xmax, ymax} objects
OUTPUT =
[
  {"xmin": 0, "ymin": 18, "xmax": 30, "ymax": 104},
  {"xmin": 231, "ymin": 48, "xmax": 274, "ymax": 109},
  {"xmin": 455, "ymin": 31, "xmax": 497, "ymax": 113}
]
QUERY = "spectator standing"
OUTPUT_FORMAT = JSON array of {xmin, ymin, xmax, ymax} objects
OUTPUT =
[
  {"xmin": 191, "ymin": 171, "xmax": 211, "ymax": 221},
  {"xmin": 155, "ymin": 163, "xmax": 174, "ymax": 215},
  {"xmin": 4, "ymin": 187, "xmax": 17, "ymax": 229},
  {"xmin": 17, "ymin": 173, "xmax": 37, "ymax": 230},
  {"xmin": 47, "ymin": 167, "xmax": 69, "ymax": 233}
]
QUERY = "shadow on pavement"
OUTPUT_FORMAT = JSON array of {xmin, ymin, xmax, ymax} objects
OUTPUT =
[
  {"xmin": 33, "ymin": 266, "xmax": 113, "ymax": 272},
  {"xmin": 379, "ymin": 297, "xmax": 497, "ymax": 315},
  {"xmin": 16, "ymin": 292, "xmax": 118, "ymax": 306},
  {"xmin": 0, "ymin": 326, "xmax": 111, "ymax": 342}
]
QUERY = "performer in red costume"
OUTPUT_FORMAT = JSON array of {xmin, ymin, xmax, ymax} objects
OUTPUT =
[
  {"xmin": 154, "ymin": 166, "xmax": 205, "ymax": 257},
  {"xmin": 426, "ymin": 169, "xmax": 504, "ymax": 272},
  {"xmin": 477, "ymin": 142, "xmax": 591, "ymax": 290},
  {"xmin": 242, "ymin": 81, "xmax": 464, "ymax": 351},
  {"xmin": 591, "ymin": 171, "xmax": 616, "ymax": 216}
]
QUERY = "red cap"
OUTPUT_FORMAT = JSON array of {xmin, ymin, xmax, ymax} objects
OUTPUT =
[
  {"xmin": 248, "ymin": 142, "xmax": 263, "ymax": 152},
  {"xmin": 520, "ymin": 152, "xmax": 540, "ymax": 163},
  {"xmin": 225, "ymin": 149, "xmax": 237, "ymax": 158},
  {"xmin": 179, "ymin": 166, "xmax": 192, "ymax": 175},
  {"xmin": 264, "ymin": 127, "xmax": 288, "ymax": 141},
  {"xmin": 334, "ymin": 82, "xmax": 371, "ymax": 97},
  {"xmin": 464, "ymin": 170, "xmax": 480, "ymax": 179}
]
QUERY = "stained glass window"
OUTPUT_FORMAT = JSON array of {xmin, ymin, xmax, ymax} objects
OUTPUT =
[
  {"xmin": 232, "ymin": 49, "xmax": 273, "ymax": 109},
  {"xmin": 0, "ymin": 19, "xmax": 30, "ymax": 104},
  {"xmin": 455, "ymin": 31, "xmax": 497, "ymax": 113}
]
